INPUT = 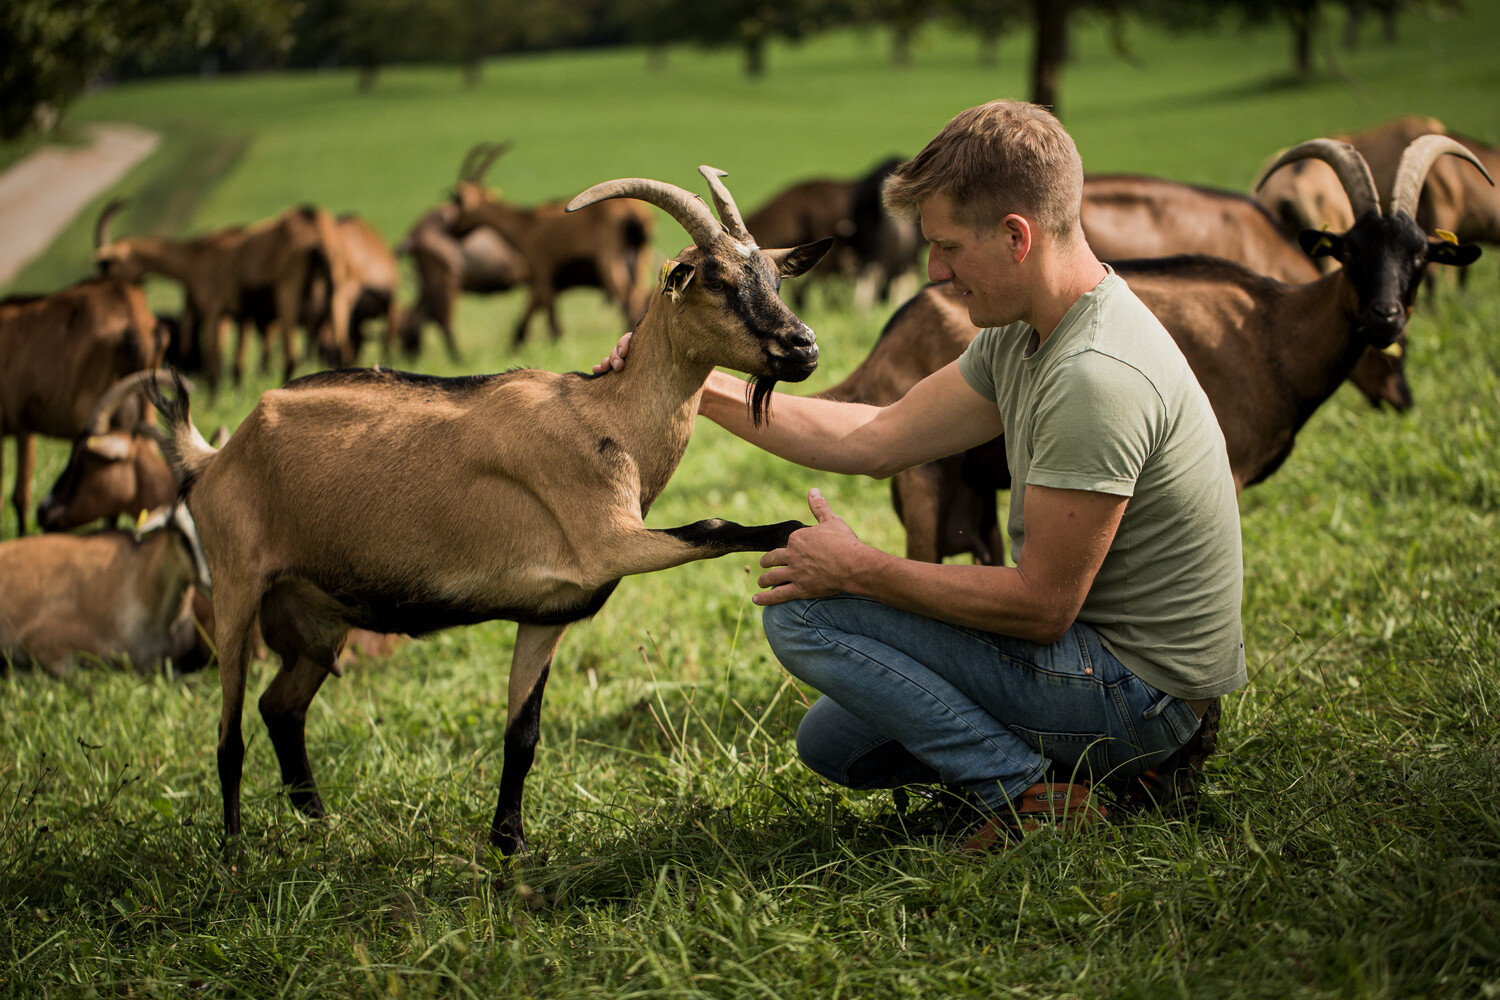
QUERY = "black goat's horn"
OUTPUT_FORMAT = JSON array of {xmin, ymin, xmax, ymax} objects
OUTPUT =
[
  {"xmin": 1257, "ymin": 139, "xmax": 1381, "ymax": 221},
  {"xmin": 1388, "ymin": 134, "xmax": 1493, "ymax": 220}
]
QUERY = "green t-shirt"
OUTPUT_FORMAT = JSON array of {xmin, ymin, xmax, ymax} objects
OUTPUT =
[{"xmin": 957, "ymin": 270, "xmax": 1246, "ymax": 699}]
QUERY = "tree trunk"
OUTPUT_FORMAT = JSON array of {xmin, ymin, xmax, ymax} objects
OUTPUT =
[
  {"xmin": 742, "ymin": 27, "xmax": 766, "ymax": 78},
  {"xmin": 1030, "ymin": 0, "xmax": 1069, "ymax": 116},
  {"xmin": 463, "ymin": 58, "xmax": 482, "ymax": 88},
  {"xmin": 977, "ymin": 30, "xmax": 1000, "ymax": 69},
  {"xmin": 893, "ymin": 23, "xmax": 915, "ymax": 68},
  {"xmin": 1290, "ymin": 0, "xmax": 1318, "ymax": 80}
]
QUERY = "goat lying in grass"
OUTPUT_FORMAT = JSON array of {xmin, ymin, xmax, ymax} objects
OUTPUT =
[{"xmin": 153, "ymin": 166, "xmax": 830, "ymax": 855}]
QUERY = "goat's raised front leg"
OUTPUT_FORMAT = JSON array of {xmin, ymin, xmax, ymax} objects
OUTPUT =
[
  {"xmin": 490, "ymin": 622, "xmax": 567, "ymax": 855},
  {"xmin": 587, "ymin": 517, "xmax": 809, "ymax": 583}
]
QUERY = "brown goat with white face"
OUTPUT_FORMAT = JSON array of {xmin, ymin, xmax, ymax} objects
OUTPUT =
[
  {"xmin": 36, "ymin": 370, "xmax": 179, "ymax": 533},
  {"xmin": 152, "ymin": 166, "xmax": 831, "ymax": 855}
]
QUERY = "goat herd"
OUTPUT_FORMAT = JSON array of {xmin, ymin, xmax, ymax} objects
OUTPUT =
[{"xmin": 0, "ymin": 115, "xmax": 1494, "ymax": 854}]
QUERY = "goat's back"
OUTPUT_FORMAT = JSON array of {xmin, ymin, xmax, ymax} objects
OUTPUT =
[
  {"xmin": 189, "ymin": 368, "xmax": 629, "ymax": 616},
  {"xmin": 0, "ymin": 278, "xmax": 160, "ymax": 437}
]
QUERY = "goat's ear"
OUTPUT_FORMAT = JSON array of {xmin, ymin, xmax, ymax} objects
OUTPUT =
[
  {"xmin": 1298, "ymin": 228, "xmax": 1344, "ymax": 259},
  {"xmin": 766, "ymin": 238, "xmax": 834, "ymax": 279},
  {"xmin": 85, "ymin": 433, "xmax": 132, "ymax": 461},
  {"xmin": 1427, "ymin": 238, "xmax": 1482, "ymax": 267},
  {"xmin": 662, "ymin": 260, "xmax": 695, "ymax": 299}
]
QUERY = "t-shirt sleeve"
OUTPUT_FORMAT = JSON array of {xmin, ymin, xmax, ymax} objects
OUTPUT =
[
  {"xmin": 957, "ymin": 327, "xmax": 1001, "ymax": 401},
  {"xmin": 1027, "ymin": 353, "xmax": 1164, "ymax": 497}
]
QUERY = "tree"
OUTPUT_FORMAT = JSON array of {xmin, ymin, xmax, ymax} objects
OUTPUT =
[
  {"xmin": 0, "ymin": 0, "xmax": 295, "ymax": 140},
  {"xmin": 947, "ymin": 0, "xmax": 1028, "ymax": 67}
]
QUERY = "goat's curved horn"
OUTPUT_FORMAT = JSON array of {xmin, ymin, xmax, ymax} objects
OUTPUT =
[
  {"xmin": 568, "ymin": 177, "xmax": 724, "ymax": 249},
  {"xmin": 472, "ymin": 142, "xmax": 510, "ymax": 185},
  {"xmin": 85, "ymin": 370, "xmax": 190, "ymax": 436},
  {"xmin": 95, "ymin": 199, "xmax": 127, "ymax": 248},
  {"xmin": 1257, "ymin": 139, "xmax": 1381, "ymax": 220},
  {"xmin": 1388, "ymin": 133, "xmax": 1494, "ymax": 220},
  {"xmin": 698, "ymin": 166, "xmax": 751, "ymax": 243}
]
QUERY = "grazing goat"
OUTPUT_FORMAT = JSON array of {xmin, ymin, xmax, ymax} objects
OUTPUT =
[
  {"xmin": 151, "ymin": 166, "xmax": 831, "ymax": 855},
  {"xmin": 847, "ymin": 157, "xmax": 926, "ymax": 309},
  {"xmin": 0, "ymin": 504, "xmax": 211, "ymax": 676},
  {"xmin": 36, "ymin": 370, "xmax": 180, "ymax": 533},
  {"xmin": 449, "ymin": 146, "xmax": 655, "ymax": 347},
  {"xmin": 94, "ymin": 202, "xmax": 348, "ymax": 390},
  {"xmin": 0, "ymin": 278, "xmax": 163, "ymax": 535},
  {"xmin": 396, "ymin": 146, "xmax": 532, "ymax": 360},
  {"xmin": 1081, "ymin": 173, "xmax": 1409, "ymax": 410},
  {"xmin": 241, "ymin": 214, "xmax": 402, "ymax": 368},
  {"xmin": 745, "ymin": 159, "xmax": 923, "ymax": 311},
  {"xmin": 831, "ymin": 135, "xmax": 1488, "ymax": 565}
]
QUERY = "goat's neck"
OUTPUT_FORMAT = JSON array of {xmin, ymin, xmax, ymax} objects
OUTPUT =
[
  {"xmin": 589, "ymin": 318, "xmax": 714, "ymax": 506},
  {"xmin": 124, "ymin": 238, "xmax": 206, "ymax": 283},
  {"xmin": 470, "ymin": 199, "xmax": 536, "ymax": 247},
  {"xmin": 1273, "ymin": 271, "xmax": 1370, "ymax": 422}
]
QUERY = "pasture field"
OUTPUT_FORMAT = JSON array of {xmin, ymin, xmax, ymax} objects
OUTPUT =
[{"xmin": 2, "ymin": 7, "xmax": 1499, "ymax": 998}]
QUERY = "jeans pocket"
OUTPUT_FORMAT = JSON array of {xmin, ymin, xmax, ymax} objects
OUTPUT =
[
  {"xmin": 1160, "ymin": 697, "xmax": 1203, "ymax": 747},
  {"xmin": 1010, "ymin": 727, "xmax": 1113, "ymax": 782}
]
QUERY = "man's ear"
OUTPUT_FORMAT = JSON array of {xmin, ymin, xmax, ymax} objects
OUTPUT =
[
  {"xmin": 661, "ymin": 260, "xmax": 695, "ymax": 299},
  {"xmin": 1299, "ymin": 228, "xmax": 1344, "ymax": 259},
  {"xmin": 767, "ymin": 237, "xmax": 834, "ymax": 278},
  {"xmin": 1003, "ymin": 214, "xmax": 1033, "ymax": 262}
]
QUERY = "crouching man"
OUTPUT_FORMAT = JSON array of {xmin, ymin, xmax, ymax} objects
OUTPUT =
[{"xmin": 599, "ymin": 99, "xmax": 1245, "ymax": 848}]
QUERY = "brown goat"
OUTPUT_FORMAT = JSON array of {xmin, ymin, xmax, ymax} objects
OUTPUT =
[
  {"xmin": 94, "ymin": 203, "xmax": 349, "ymax": 390},
  {"xmin": 36, "ymin": 370, "xmax": 179, "ymax": 533},
  {"xmin": 396, "ymin": 203, "xmax": 530, "ymax": 360},
  {"xmin": 449, "ymin": 148, "xmax": 655, "ymax": 347},
  {"xmin": 0, "ymin": 278, "xmax": 163, "ymax": 535},
  {"xmin": 1081, "ymin": 173, "xmax": 1409, "ymax": 410},
  {"xmin": 152, "ymin": 165, "xmax": 831, "ymax": 855},
  {"xmin": 829, "ymin": 136, "xmax": 1488, "ymax": 565},
  {"xmin": 396, "ymin": 146, "xmax": 532, "ymax": 360},
  {"xmin": 0, "ymin": 504, "xmax": 211, "ymax": 676}
]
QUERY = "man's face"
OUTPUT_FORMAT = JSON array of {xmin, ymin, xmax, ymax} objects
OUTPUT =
[{"xmin": 919, "ymin": 193, "xmax": 1027, "ymax": 329}]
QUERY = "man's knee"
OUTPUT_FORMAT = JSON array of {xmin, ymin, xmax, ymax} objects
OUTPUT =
[{"xmin": 760, "ymin": 598, "xmax": 813, "ymax": 660}]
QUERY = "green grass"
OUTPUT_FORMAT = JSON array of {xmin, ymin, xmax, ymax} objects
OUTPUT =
[{"xmin": 3, "ymin": 7, "xmax": 1500, "ymax": 999}]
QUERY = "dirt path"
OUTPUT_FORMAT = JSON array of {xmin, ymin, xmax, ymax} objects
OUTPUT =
[{"xmin": 0, "ymin": 123, "xmax": 160, "ymax": 287}]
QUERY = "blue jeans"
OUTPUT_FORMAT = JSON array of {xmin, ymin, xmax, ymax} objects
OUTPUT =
[{"xmin": 761, "ymin": 595, "xmax": 1205, "ymax": 812}]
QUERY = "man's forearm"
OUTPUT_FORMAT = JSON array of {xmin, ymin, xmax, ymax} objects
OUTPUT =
[{"xmin": 699, "ymin": 371, "xmax": 890, "ymax": 476}]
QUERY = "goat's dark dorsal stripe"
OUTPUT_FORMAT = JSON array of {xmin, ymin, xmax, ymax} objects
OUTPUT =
[{"xmin": 283, "ymin": 367, "xmax": 509, "ymax": 394}]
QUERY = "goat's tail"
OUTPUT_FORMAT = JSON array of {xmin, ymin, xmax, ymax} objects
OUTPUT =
[{"xmin": 147, "ymin": 368, "xmax": 219, "ymax": 499}]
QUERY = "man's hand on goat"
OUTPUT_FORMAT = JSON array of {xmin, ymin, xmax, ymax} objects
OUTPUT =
[
  {"xmin": 592, "ymin": 331, "xmax": 633, "ymax": 374},
  {"xmin": 755, "ymin": 488, "xmax": 876, "ymax": 606}
]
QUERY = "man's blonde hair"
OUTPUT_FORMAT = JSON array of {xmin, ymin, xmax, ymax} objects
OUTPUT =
[{"xmin": 883, "ymin": 100, "xmax": 1084, "ymax": 241}]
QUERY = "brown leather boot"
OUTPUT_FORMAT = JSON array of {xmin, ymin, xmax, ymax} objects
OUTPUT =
[{"xmin": 960, "ymin": 781, "xmax": 1109, "ymax": 853}]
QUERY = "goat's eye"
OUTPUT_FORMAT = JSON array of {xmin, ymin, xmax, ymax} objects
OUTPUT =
[{"xmin": 703, "ymin": 279, "xmax": 725, "ymax": 292}]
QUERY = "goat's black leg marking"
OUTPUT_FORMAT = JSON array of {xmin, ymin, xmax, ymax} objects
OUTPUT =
[
  {"xmin": 660, "ymin": 518, "xmax": 808, "ymax": 554},
  {"xmin": 259, "ymin": 653, "xmax": 333, "ymax": 819},
  {"xmin": 490, "ymin": 661, "xmax": 550, "ymax": 854}
]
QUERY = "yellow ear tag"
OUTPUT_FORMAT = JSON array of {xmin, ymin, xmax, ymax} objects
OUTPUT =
[
  {"xmin": 1314, "ymin": 235, "xmax": 1334, "ymax": 253},
  {"xmin": 660, "ymin": 259, "xmax": 682, "ymax": 301},
  {"xmin": 1435, "ymin": 229, "xmax": 1458, "ymax": 245}
]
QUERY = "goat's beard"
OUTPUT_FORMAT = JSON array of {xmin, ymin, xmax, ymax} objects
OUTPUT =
[{"xmin": 747, "ymin": 376, "xmax": 777, "ymax": 427}]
